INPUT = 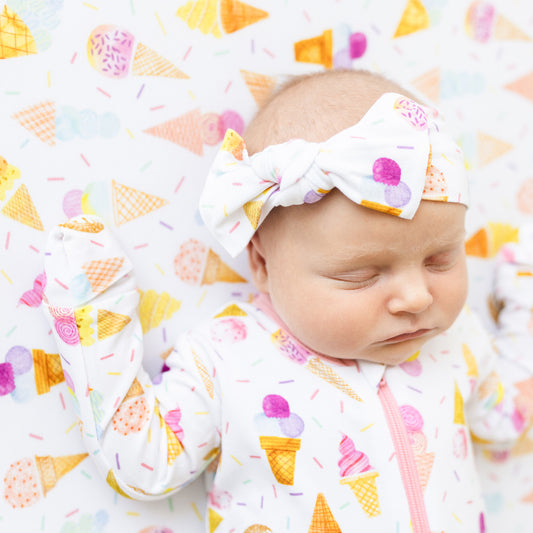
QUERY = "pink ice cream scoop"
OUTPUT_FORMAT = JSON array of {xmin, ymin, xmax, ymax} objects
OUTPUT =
[
  {"xmin": 338, "ymin": 434, "xmax": 372, "ymax": 476},
  {"xmin": 87, "ymin": 25, "xmax": 135, "ymax": 78}
]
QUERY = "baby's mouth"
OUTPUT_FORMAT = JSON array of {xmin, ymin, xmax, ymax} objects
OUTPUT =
[{"xmin": 382, "ymin": 329, "xmax": 432, "ymax": 343}]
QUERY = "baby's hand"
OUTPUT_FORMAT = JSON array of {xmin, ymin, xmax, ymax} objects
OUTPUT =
[{"xmin": 43, "ymin": 215, "xmax": 134, "ymax": 308}]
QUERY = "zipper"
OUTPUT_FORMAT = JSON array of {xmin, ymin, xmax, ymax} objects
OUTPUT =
[{"xmin": 378, "ymin": 376, "xmax": 430, "ymax": 533}]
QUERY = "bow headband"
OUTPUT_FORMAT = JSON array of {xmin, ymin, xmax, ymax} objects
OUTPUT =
[{"xmin": 199, "ymin": 92, "xmax": 468, "ymax": 257}]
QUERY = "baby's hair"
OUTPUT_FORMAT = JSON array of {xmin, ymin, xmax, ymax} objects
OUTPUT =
[{"xmin": 243, "ymin": 69, "xmax": 415, "ymax": 155}]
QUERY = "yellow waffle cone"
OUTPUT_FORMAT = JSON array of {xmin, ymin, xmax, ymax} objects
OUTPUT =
[
  {"xmin": 202, "ymin": 248, "xmax": 246, "ymax": 285},
  {"xmin": 340, "ymin": 471, "xmax": 381, "ymax": 517},
  {"xmin": 1, "ymin": 183, "xmax": 43, "ymax": 230},
  {"xmin": 243, "ymin": 199, "xmax": 263, "ymax": 230},
  {"xmin": 0, "ymin": 156, "xmax": 21, "ymax": 201},
  {"xmin": 164, "ymin": 419, "xmax": 184, "ymax": 464},
  {"xmin": 393, "ymin": 0, "xmax": 430, "ymax": 38},
  {"xmin": 32, "ymin": 349, "xmax": 64, "ymax": 395},
  {"xmin": 414, "ymin": 451, "xmax": 435, "ymax": 490},
  {"xmin": 35, "ymin": 453, "xmax": 88, "ymax": 496},
  {"xmin": 97, "ymin": 309, "xmax": 131, "ymax": 340},
  {"xmin": 0, "ymin": 5, "xmax": 37, "ymax": 59},
  {"xmin": 12, "ymin": 100, "xmax": 56, "ymax": 146},
  {"xmin": 192, "ymin": 350, "xmax": 215, "ymax": 399},
  {"xmin": 81, "ymin": 256, "xmax": 125, "ymax": 293},
  {"xmin": 209, "ymin": 507, "xmax": 224, "ymax": 532},
  {"xmin": 494, "ymin": 14, "xmax": 531, "ymax": 41},
  {"xmin": 106, "ymin": 469, "xmax": 132, "ymax": 499},
  {"xmin": 176, "ymin": 0, "xmax": 222, "ymax": 38},
  {"xmin": 214, "ymin": 303, "xmax": 247, "ymax": 318},
  {"xmin": 308, "ymin": 493, "xmax": 342, "ymax": 533},
  {"xmin": 306, "ymin": 357, "xmax": 362, "ymax": 401},
  {"xmin": 138, "ymin": 289, "xmax": 181, "ymax": 333},
  {"xmin": 220, "ymin": 129, "xmax": 245, "ymax": 160},
  {"xmin": 143, "ymin": 109, "xmax": 204, "ymax": 155},
  {"xmin": 59, "ymin": 217, "xmax": 104, "ymax": 233},
  {"xmin": 259, "ymin": 436, "xmax": 300, "ymax": 485},
  {"xmin": 294, "ymin": 29, "xmax": 332, "ymax": 68},
  {"xmin": 132, "ymin": 42, "xmax": 189, "ymax": 78},
  {"xmin": 124, "ymin": 378, "xmax": 144, "ymax": 400},
  {"xmin": 112, "ymin": 180, "xmax": 169, "ymax": 225},
  {"xmin": 240, "ymin": 70, "xmax": 276, "ymax": 106},
  {"xmin": 220, "ymin": 0, "xmax": 268, "ymax": 34}
]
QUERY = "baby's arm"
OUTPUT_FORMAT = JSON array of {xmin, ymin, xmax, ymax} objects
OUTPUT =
[
  {"xmin": 465, "ymin": 225, "xmax": 533, "ymax": 447},
  {"xmin": 42, "ymin": 215, "xmax": 221, "ymax": 499}
]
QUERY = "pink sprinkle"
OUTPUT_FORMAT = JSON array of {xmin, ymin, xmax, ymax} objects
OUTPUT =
[
  {"xmin": 388, "ymin": 451, "xmax": 396, "ymax": 462},
  {"xmin": 174, "ymin": 176, "xmax": 185, "ymax": 193},
  {"xmin": 65, "ymin": 509, "xmax": 79, "ymax": 518},
  {"xmin": 80, "ymin": 154, "xmax": 90, "ymax": 167},
  {"xmin": 90, "ymin": 240, "xmax": 104, "ymax": 247},
  {"xmin": 59, "ymin": 392, "xmax": 66, "ymax": 410},
  {"xmin": 340, "ymin": 400, "xmax": 344, "ymax": 413},
  {"xmin": 229, "ymin": 221, "xmax": 240, "ymax": 234},
  {"xmin": 29, "ymin": 433, "xmax": 43, "ymax": 440},
  {"xmin": 113, "ymin": 396, "xmax": 121, "ymax": 409},
  {"xmin": 225, "ymin": 81, "xmax": 232, "ymax": 93},
  {"xmin": 263, "ymin": 48, "xmax": 275, "ymax": 58},
  {"xmin": 313, "ymin": 457, "xmax": 323, "ymax": 468},
  {"xmin": 272, "ymin": 484, "xmax": 277, "ymax": 498},
  {"xmin": 47, "ymin": 177, "xmax": 65, "ymax": 181},
  {"xmin": 100, "ymin": 353, "xmax": 114, "ymax": 360},
  {"xmin": 54, "ymin": 278, "xmax": 69, "ymax": 290},
  {"xmin": 303, "ymin": 10, "xmax": 311, "ymax": 22},
  {"xmin": 5, "ymin": 232, "xmax": 10, "ymax": 250},
  {"xmin": 183, "ymin": 45, "xmax": 192, "ymax": 61},
  {"xmin": 133, "ymin": 243, "xmax": 149, "ymax": 249},
  {"xmin": 29, "ymin": 245, "xmax": 39, "ymax": 253},
  {"xmin": 440, "ymin": 395, "xmax": 446, "ymax": 404},
  {"xmin": 442, "ymin": 491, "xmax": 447, "ymax": 502},
  {"xmin": 226, "ymin": 421, "xmax": 229, "ymax": 434},
  {"xmin": 235, "ymin": 379, "xmax": 249, "ymax": 383},
  {"xmin": 310, "ymin": 389, "xmax": 319, "ymax": 400},
  {"xmin": 70, "ymin": 52, "xmax": 77, "ymax": 64},
  {"xmin": 130, "ymin": 349, "xmax": 135, "ymax": 362},
  {"xmin": 150, "ymin": 105, "xmax": 165, "ymax": 111},
  {"xmin": 97, "ymin": 87, "xmax": 112, "ymax": 98},
  {"xmin": 141, "ymin": 462, "xmax": 154, "ymax": 471},
  {"xmin": 249, "ymin": 455, "xmax": 261, "ymax": 459},
  {"xmin": 197, "ymin": 441, "xmax": 208, "ymax": 448}
]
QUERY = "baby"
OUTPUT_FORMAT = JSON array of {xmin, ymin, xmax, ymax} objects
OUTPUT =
[{"xmin": 42, "ymin": 70, "xmax": 533, "ymax": 533}]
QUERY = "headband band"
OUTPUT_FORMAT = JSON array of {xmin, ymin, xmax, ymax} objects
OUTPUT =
[{"xmin": 199, "ymin": 92, "xmax": 468, "ymax": 257}]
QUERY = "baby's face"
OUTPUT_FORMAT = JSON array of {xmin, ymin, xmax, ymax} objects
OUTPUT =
[{"xmin": 251, "ymin": 192, "xmax": 468, "ymax": 365}]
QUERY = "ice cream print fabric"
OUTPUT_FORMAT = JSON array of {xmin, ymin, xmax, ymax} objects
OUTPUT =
[
  {"xmin": 40, "ymin": 215, "xmax": 533, "ymax": 532},
  {"xmin": 200, "ymin": 92, "xmax": 468, "ymax": 256}
]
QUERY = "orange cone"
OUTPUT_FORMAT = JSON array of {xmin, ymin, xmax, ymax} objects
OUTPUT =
[
  {"xmin": 411, "ymin": 68, "xmax": 440, "ymax": 102},
  {"xmin": 132, "ymin": 42, "xmax": 189, "ymax": 78},
  {"xmin": 1, "ymin": 183, "xmax": 43, "ymax": 230},
  {"xmin": 0, "ymin": 5, "xmax": 37, "ymax": 59},
  {"xmin": 219, "ymin": 0, "xmax": 268, "ymax": 34},
  {"xmin": 144, "ymin": 108, "xmax": 204, "ymax": 155},
  {"xmin": 240, "ymin": 70, "xmax": 276, "ymax": 106},
  {"xmin": 308, "ymin": 493, "xmax": 342, "ymax": 532},
  {"xmin": 32, "ymin": 349, "xmax": 64, "ymax": 395},
  {"xmin": 81, "ymin": 256, "xmax": 125, "ymax": 293},
  {"xmin": 12, "ymin": 100, "xmax": 56, "ymax": 146},
  {"xmin": 294, "ymin": 30, "xmax": 333, "ymax": 68},
  {"xmin": 477, "ymin": 132, "xmax": 513, "ymax": 166},
  {"xmin": 112, "ymin": 180, "xmax": 169, "ymax": 225},
  {"xmin": 97, "ymin": 309, "xmax": 131, "ymax": 340},
  {"xmin": 35, "ymin": 453, "xmax": 89, "ymax": 496}
]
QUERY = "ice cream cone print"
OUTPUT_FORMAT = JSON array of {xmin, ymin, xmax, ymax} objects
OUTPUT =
[
  {"xmin": 240, "ymin": 70, "xmax": 276, "ymax": 106},
  {"xmin": 4, "ymin": 453, "xmax": 87, "ymax": 508},
  {"xmin": 340, "ymin": 471, "xmax": 381, "ymax": 517},
  {"xmin": 1, "ymin": 183, "xmax": 43, "ymax": 230},
  {"xmin": 308, "ymin": 493, "xmax": 342, "ymax": 533},
  {"xmin": 294, "ymin": 29, "xmax": 333, "ymax": 68},
  {"xmin": 192, "ymin": 350, "xmax": 215, "ymax": 399},
  {"xmin": 411, "ymin": 68, "xmax": 441, "ymax": 102},
  {"xmin": 465, "ymin": 222, "xmax": 519, "ymax": 258},
  {"xmin": 144, "ymin": 108, "xmax": 204, "ymax": 155},
  {"xmin": 12, "ymin": 100, "xmax": 56, "ymax": 146},
  {"xmin": 97, "ymin": 309, "xmax": 131, "ymax": 340},
  {"xmin": 106, "ymin": 468, "xmax": 132, "ymax": 499},
  {"xmin": 477, "ymin": 132, "xmax": 513, "ymax": 167},
  {"xmin": 505, "ymin": 72, "xmax": 533, "ymax": 103},
  {"xmin": 87, "ymin": 25, "xmax": 188, "ymax": 79},
  {"xmin": 164, "ymin": 418, "xmax": 184, "ymax": 464},
  {"xmin": 59, "ymin": 216, "xmax": 104, "ymax": 233},
  {"xmin": 494, "ymin": 14, "xmax": 530, "ymax": 41},
  {"xmin": 306, "ymin": 357, "xmax": 363, "ymax": 401},
  {"xmin": 220, "ymin": 128, "xmax": 245, "ymax": 160},
  {"xmin": 214, "ymin": 303, "xmax": 247, "ymax": 318},
  {"xmin": 0, "ymin": 155, "xmax": 21, "ymax": 201},
  {"xmin": 454, "ymin": 381, "xmax": 466, "ymax": 425},
  {"xmin": 259, "ymin": 436, "xmax": 300, "ymax": 485},
  {"xmin": 243, "ymin": 200, "xmax": 263, "ymax": 230},
  {"xmin": 81, "ymin": 256, "xmax": 125, "ymax": 294},
  {"xmin": 139, "ymin": 289, "xmax": 181, "ymax": 333},
  {"xmin": 0, "ymin": 5, "xmax": 37, "ymax": 59},
  {"xmin": 32, "ymin": 349, "xmax": 64, "ymax": 395},
  {"xmin": 124, "ymin": 378, "xmax": 144, "ymax": 401},
  {"xmin": 174, "ymin": 238, "xmax": 246, "ymax": 286},
  {"xmin": 393, "ymin": 0, "xmax": 430, "ymax": 38},
  {"xmin": 112, "ymin": 180, "xmax": 168, "ymax": 226},
  {"xmin": 209, "ymin": 507, "xmax": 223, "ymax": 532},
  {"xmin": 177, "ymin": 0, "xmax": 268, "ymax": 37},
  {"xmin": 462, "ymin": 344, "xmax": 478, "ymax": 377},
  {"xmin": 414, "ymin": 451, "xmax": 435, "ymax": 491}
]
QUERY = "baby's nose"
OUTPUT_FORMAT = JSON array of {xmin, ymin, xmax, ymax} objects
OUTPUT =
[{"xmin": 387, "ymin": 271, "xmax": 433, "ymax": 315}]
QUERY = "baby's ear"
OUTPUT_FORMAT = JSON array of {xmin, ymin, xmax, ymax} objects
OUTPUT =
[{"xmin": 247, "ymin": 235, "xmax": 269, "ymax": 293}]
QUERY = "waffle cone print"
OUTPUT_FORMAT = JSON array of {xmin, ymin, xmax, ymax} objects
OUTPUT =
[
  {"xmin": 338, "ymin": 434, "xmax": 381, "ymax": 517},
  {"xmin": 176, "ymin": 0, "xmax": 268, "ymax": 37},
  {"xmin": 81, "ymin": 256, "xmax": 125, "ymax": 294},
  {"xmin": 87, "ymin": 25, "xmax": 188, "ymax": 79},
  {"xmin": 97, "ymin": 309, "xmax": 131, "ymax": 340},
  {"xmin": 240, "ymin": 70, "xmax": 277, "ymax": 106},
  {"xmin": 1, "ymin": 184, "xmax": 43, "ymax": 231},
  {"xmin": 308, "ymin": 493, "xmax": 342, "ymax": 533},
  {"xmin": 11, "ymin": 101, "xmax": 56, "ymax": 146},
  {"xmin": 59, "ymin": 216, "xmax": 104, "ymax": 233},
  {"xmin": 112, "ymin": 180, "xmax": 168, "ymax": 225},
  {"xmin": 3, "ymin": 453, "xmax": 88, "ymax": 508},
  {"xmin": 174, "ymin": 238, "xmax": 246, "ymax": 286},
  {"xmin": 0, "ymin": 5, "xmax": 37, "ymax": 59},
  {"xmin": 32, "ymin": 349, "xmax": 64, "ymax": 395},
  {"xmin": 294, "ymin": 29, "xmax": 333, "ymax": 68}
]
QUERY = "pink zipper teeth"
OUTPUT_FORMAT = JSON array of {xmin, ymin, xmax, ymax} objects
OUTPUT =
[{"xmin": 378, "ymin": 377, "xmax": 430, "ymax": 533}]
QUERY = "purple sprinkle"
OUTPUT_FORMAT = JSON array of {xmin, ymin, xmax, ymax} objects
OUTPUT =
[
  {"xmin": 159, "ymin": 221, "xmax": 174, "ymax": 230},
  {"xmin": 137, "ymin": 84, "xmax": 145, "ymax": 99},
  {"xmin": 396, "ymin": 145, "xmax": 414, "ymax": 149},
  {"xmin": 289, "ymin": 492, "xmax": 303, "ymax": 496},
  {"xmin": 115, "ymin": 453, "xmax": 120, "ymax": 469}
]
